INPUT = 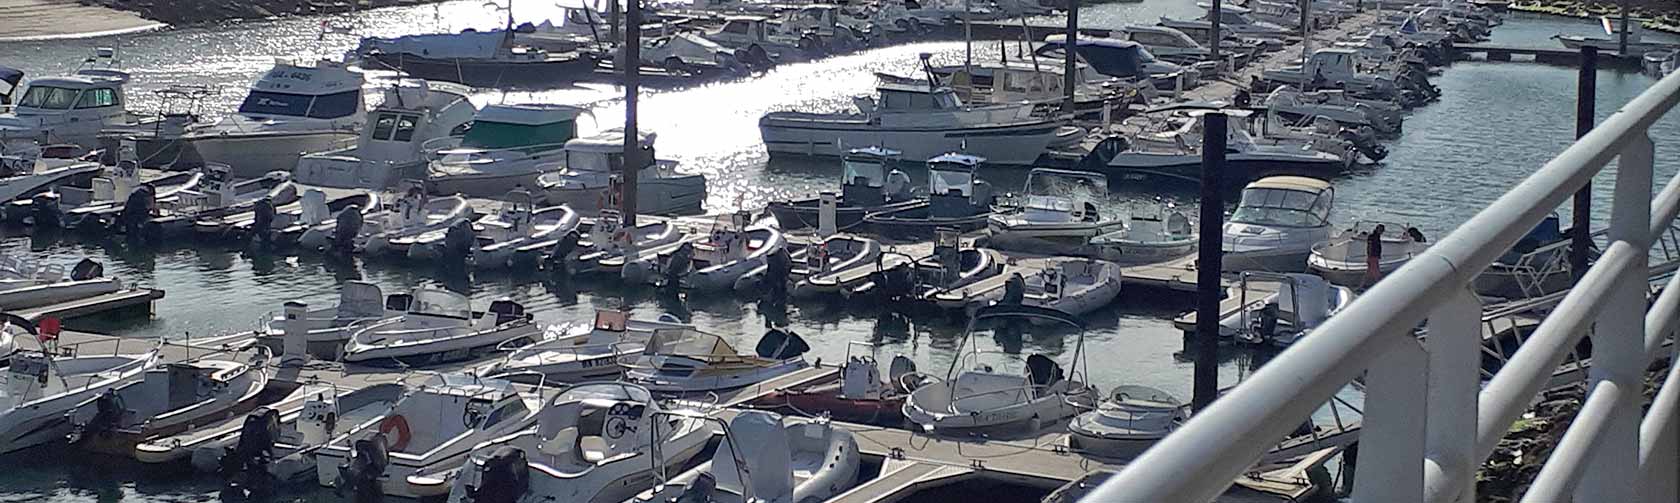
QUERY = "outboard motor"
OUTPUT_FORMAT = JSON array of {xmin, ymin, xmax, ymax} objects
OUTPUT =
[
  {"xmin": 333, "ymin": 205, "xmax": 364, "ymax": 256},
  {"xmin": 487, "ymin": 299, "xmax": 528, "ymax": 325},
  {"xmin": 662, "ymin": 242, "xmax": 695, "ymax": 287},
  {"xmin": 465, "ymin": 446, "xmax": 530, "ymax": 503},
  {"xmin": 69, "ymin": 389, "xmax": 126, "ymax": 443},
  {"xmin": 117, "ymin": 184, "xmax": 154, "ymax": 238},
  {"xmin": 337, "ymin": 432, "xmax": 390, "ymax": 503},
  {"xmin": 764, "ymin": 246, "xmax": 791, "ymax": 297},
  {"xmin": 1025, "ymin": 354, "xmax": 1065, "ymax": 388},
  {"xmin": 442, "ymin": 219, "xmax": 475, "ymax": 263},
  {"xmin": 250, "ymin": 197, "xmax": 276, "ymax": 244},
  {"xmin": 30, "ymin": 193, "xmax": 61, "ymax": 229},
  {"xmin": 220, "ymin": 408, "xmax": 282, "ymax": 501},
  {"xmin": 1252, "ymin": 302, "xmax": 1281, "ymax": 344},
  {"xmin": 677, "ymin": 472, "xmax": 719, "ymax": 503},
  {"xmin": 69, "ymin": 258, "xmax": 103, "ymax": 281},
  {"xmin": 755, "ymin": 328, "xmax": 811, "ymax": 360},
  {"xmin": 1339, "ymin": 129, "xmax": 1389, "ymax": 162},
  {"xmin": 545, "ymin": 231, "xmax": 582, "ymax": 272},
  {"xmin": 1000, "ymin": 273, "xmax": 1025, "ymax": 306}
]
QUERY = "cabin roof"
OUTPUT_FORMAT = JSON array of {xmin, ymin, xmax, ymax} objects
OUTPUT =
[
  {"xmin": 1248, "ymin": 176, "xmax": 1331, "ymax": 193},
  {"xmin": 1041, "ymin": 34, "xmax": 1143, "ymax": 49},
  {"xmin": 475, "ymin": 103, "xmax": 588, "ymax": 125},
  {"xmin": 928, "ymin": 152, "xmax": 984, "ymax": 166}
]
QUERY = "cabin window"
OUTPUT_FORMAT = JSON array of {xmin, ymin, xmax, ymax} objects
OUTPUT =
[
  {"xmin": 305, "ymin": 90, "xmax": 361, "ymax": 119},
  {"xmin": 930, "ymin": 167, "xmax": 973, "ymax": 197},
  {"xmin": 239, "ymin": 91, "xmax": 313, "ymax": 117},
  {"xmin": 723, "ymin": 22, "xmax": 750, "ymax": 34},
  {"xmin": 74, "ymin": 88, "xmax": 118, "ymax": 109},
  {"xmin": 392, "ymin": 114, "xmax": 420, "ymax": 141},
  {"xmin": 17, "ymin": 86, "xmax": 79, "ymax": 109},
  {"xmin": 1131, "ymin": 32, "xmax": 1170, "ymax": 46},
  {"xmin": 371, "ymin": 113, "xmax": 398, "ymax": 140},
  {"xmin": 483, "ymin": 399, "xmax": 528, "ymax": 427},
  {"xmin": 1231, "ymin": 188, "xmax": 1326, "ymax": 227}
]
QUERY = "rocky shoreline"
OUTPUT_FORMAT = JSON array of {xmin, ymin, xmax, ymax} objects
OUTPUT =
[
  {"xmin": 74, "ymin": 0, "xmax": 446, "ymax": 26},
  {"xmin": 1510, "ymin": 0, "xmax": 1680, "ymax": 34}
]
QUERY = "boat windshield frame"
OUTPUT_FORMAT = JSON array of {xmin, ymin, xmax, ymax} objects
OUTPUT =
[
  {"xmin": 408, "ymin": 288, "xmax": 473, "ymax": 320},
  {"xmin": 1230, "ymin": 186, "xmax": 1332, "ymax": 228},
  {"xmin": 15, "ymin": 86, "xmax": 81, "ymax": 110},
  {"xmin": 928, "ymin": 162, "xmax": 974, "ymax": 197},
  {"xmin": 841, "ymin": 155, "xmax": 888, "ymax": 188}
]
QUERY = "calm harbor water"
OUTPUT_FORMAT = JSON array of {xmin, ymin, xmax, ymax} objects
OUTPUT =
[{"xmin": 1, "ymin": 4, "xmax": 1678, "ymax": 501}]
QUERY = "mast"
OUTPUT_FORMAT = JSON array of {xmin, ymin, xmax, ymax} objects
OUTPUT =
[{"xmin": 622, "ymin": 0, "xmax": 641, "ymax": 226}]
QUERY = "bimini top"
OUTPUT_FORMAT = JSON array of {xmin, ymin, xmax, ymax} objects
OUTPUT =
[
  {"xmin": 249, "ymin": 58, "xmax": 363, "ymax": 96},
  {"xmin": 1041, "ymin": 34, "xmax": 1144, "ymax": 50},
  {"xmin": 475, "ymin": 103, "xmax": 588, "ymax": 126},
  {"xmin": 927, "ymin": 152, "xmax": 985, "ymax": 167},
  {"xmin": 1247, "ymin": 176, "xmax": 1331, "ymax": 193},
  {"xmin": 563, "ymin": 128, "xmax": 655, "ymax": 153}
]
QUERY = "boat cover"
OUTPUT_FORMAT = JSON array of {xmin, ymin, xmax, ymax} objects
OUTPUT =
[{"xmin": 0, "ymin": 66, "xmax": 21, "ymax": 102}]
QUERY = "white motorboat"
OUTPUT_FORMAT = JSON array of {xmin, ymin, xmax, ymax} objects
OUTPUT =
[
  {"xmin": 1221, "ymin": 176, "xmax": 1335, "ymax": 273},
  {"xmin": 1556, "ymin": 16, "xmax": 1680, "ymax": 55},
  {"xmin": 0, "ymin": 146, "xmax": 101, "ymax": 206},
  {"xmin": 862, "ymin": 153, "xmax": 996, "ymax": 238},
  {"xmin": 354, "ymin": 29, "xmax": 598, "ymax": 88},
  {"xmin": 766, "ymin": 147, "xmax": 918, "ymax": 231},
  {"xmin": 903, "ymin": 305, "xmax": 1099, "ymax": 433},
  {"xmin": 911, "ymin": 232, "xmax": 1007, "ymax": 310},
  {"xmin": 1019, "ymin": 258, "xmax": 1124, "ymax": 317},
  {"xmin": 1263, "ymin": 85, "xmax": 1403, "ymax": 135},
  {"xmin": 425, "ymin": 103, "xmax": 588, "ymax": 198},
  {"xmin": 147, "ymin": 166, "xmax": 300, "ymax": 235},
  {"xmin": 357, "ymin": 190, "xmax": 474, "ymax": 256},
  {"xmin": 294, "ymin": 79, "xmax": 478, "ymax": 189},
  {"xmin": 65, "ymin": 347, "xmax": 272, "ymax": 456},
  {"xmin": 0, "ymin": 257, "xmax": 124, "ymax": 311},
  {"xmin": 1084, "ymin": 204, "xmax": 1197, "ymax": 264},
  {"xmin": 758, "ymin": 79, "xmax": 1080, "ymax": 166},
  {"xmin": 1102, "ymin": 108, "xmax": 1349, "ymax": 179},
  {"xmin": 184, "ymin": 58, "xmax": 366, "ymax": 179},
  {"xmin": 192, "ymin": 187, "xmax": 376, "ymax": 242},
  {"xmin": 1214, "ymin": 271, "xmax": 1355, "ymax": 347},
  {"xmin": 182, "ymin": 383, "xmax": 405, "ymax": 500},
  {"xmin": 620, "ymin": 327, "xmax": 810, "ymax": 394},
  {"xmin": 1032, "ymin": 35, "xmax": 1196, "ymax": 89},
  {"xmin": 628, "ymin": 215, "xmax": 786, "ymax": 291},
  {"xmin": 341, "ymin": 290, "xmax": 539, "ymax": 366},
  {"xmin": 433, "ymin": 382, "xmax": 714, "ymax": 503},
  {"xmin": 0, "ymin": 344, "xmax": 160, "ymax": 454},
  {"xmin": 988, "ymin": 168, "xmax": 1127, "ymax": 251},
  {"xmin": 0, "ymin": 57, "xmax": 169, "ymax": 156},
  {"xmin": 536, "ymin": 129, "xmax": 708, "ymax": 216},
  {"xmin": 1473, "ymin": 214, "xmax": 1578, "ymax": 299},
  {"xmin": 23, "ymin": 163, "xmax": 203, "ymax": 230},
  {"xmin": 1066, "ymin": 385, "xmax": 1187, "ymax": 459},
  {"xmin": 1160, "ymin": 5, "xmax": 1292, "ymax": 39},
  {"xmin": 628, "ymin": 410, "xmax": 861, "ymax": 503},
  {"xmin": 316, "ymin": 374, "xmax": 543, "ymax": 500},
  {"xmin": 575, "ymin": 208, "xmax": 689, "ymax": 274},
  {"xmin": 923, "ymin": 59, "xmax": 1138, "ymax": 112},
  {"xmin": 253, "ymin": 280, "xmax": 397, "ymax": 353},
  {"xmin": 788, "ymin": 234, "xmax": 901, "ymax": 299},
  {"xmin": 1307, "ymin": 221, "xmax": 1431, "ymax": 286},
  {"xmin": 401, "ymin": 190, "xmax": 581, "ymax": 267},
  {"xmin": 482, "ymin": 309, "xmax": 690, "ymax": 383}
]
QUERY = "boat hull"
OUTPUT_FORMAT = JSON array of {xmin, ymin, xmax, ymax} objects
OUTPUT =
[
  {"xmin": 367, "ymin": 53, "xmax": 598, "ymax": 88},
  {"xmin": 427, "ymin": 170, "xmax": 542, "ymax": 199},
  {"xmin": 188, "ymin": 131, "xmax": 358, "ymax": 180},
  {"xmin": 759, "ymin": 117, "xmax": 1070, "ymax": 166},
  {"xmin": 542, "ymin": 178, "xmax": 707, "ymax": 216}
]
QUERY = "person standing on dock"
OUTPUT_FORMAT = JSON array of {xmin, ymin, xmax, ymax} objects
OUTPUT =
[{"xmin": 1365, "ymin": 224, "xmax": 1386, "ymax": 287}]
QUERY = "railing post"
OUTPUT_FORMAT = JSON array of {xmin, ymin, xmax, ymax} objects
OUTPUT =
[
  {"xmin": 1424, "ymin": 289, "xmax": 1481, "ymax": 503},
  {"xmin": 1352, "ymin": 338, "xmax": 1427, "ymax": 503},
  {"xmin": 1573, "ymin": 46, "xmax": 1597, "ymax": 285},
  {"xmin": 1575, "ymin": 132, "xmax": 1653, "ymax": 502}
]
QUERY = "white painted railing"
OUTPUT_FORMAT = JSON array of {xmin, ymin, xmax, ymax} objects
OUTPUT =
[{"xmin": 1081, "ymin": 71, "xmax": 1680, "ymax": 502}]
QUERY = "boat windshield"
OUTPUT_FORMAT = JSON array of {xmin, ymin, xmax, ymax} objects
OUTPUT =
[
  {"xmin": 566, "ymin": 150, "xmax": 621, "ymax": 173},
  {"xmin": 1230, "ymin": 187, "xmax": 1330, "ymax": 227},
  {"xmin": 409, "ymin": 289, "xmax": 472, "ymax": 319},
  {"xmin": 1129, "ymin": 45, "xmax": 1159, "ymax": 63},
  {"xmin": 644, "ymin": 328, "xmax": 737, "ymax": 358},
  {"xmin": 841, "ymin": 157, "xmax": 886, "ymax": 187},
  {"xmin": 238, "ymin": 90, "xmax": 360, "ymax": 119},
  {"xmin": 929, "ymin": 165, "xmax": 973, "ymax": 197},
  {"xmin": 558, "ymin": 382, "xmax": 652, "ymax": 404},
  {"xmin": 17, "ymin": 86, "xmax": 79, "ymax": 110}
]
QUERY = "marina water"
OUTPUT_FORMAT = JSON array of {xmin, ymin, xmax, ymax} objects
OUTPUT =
[{"xmin": 1, "ymin": 3, "xmax": 1678, "ymax": 501}]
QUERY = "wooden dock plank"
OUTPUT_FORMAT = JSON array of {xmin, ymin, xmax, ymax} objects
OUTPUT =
[
  {"xmin": 827, "ymin": 462, "xmax": 972, "ymax": 503},
  {"xmin": 15, "ymin": 288, "xmax": 164, "ymax": 321}
]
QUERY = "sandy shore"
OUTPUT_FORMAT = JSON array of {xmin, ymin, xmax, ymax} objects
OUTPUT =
[{"xmin": 0, "ymin": 0, "xmax": 165, "ymax": 41}]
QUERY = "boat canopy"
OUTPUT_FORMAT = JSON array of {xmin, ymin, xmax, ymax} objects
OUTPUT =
[
  {"xmin": 408, "ymin": 288, "xmax": 473, "ymax": 319},
  {"xmin": 462, "ymin": 118, "xmax": 576, "ymax": 149},
  {"xmin": 1231, "ymin": 177, "xmax": 1333, "ymax": 228},
  {"xmin": 555, "ymin": 381, "xmax": 653, "ymax": 405},
  {"xmin": 642, "ymin": 328, "xmax": 740, "ymax": 359}
]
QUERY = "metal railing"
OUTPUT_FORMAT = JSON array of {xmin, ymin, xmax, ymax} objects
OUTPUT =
[{"xmin": 1081, "ymin": 66, "xmax": 1680, "ymax": 502}]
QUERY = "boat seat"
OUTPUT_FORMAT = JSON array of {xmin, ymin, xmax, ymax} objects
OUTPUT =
[
  {"xmin": 541, "ymin": 426, "xmax": 577, "ymax": 457},
  {"xmin": 579, "ymin": 436, "xmax": 609, "ymax": 463}
]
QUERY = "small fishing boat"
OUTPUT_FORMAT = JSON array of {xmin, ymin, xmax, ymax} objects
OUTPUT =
[
  {"xmin": 183, "ymin": 58, "xmax": 365, "ymax": 180},
  {"xmin": 0, "ymin": 343, "xmax": 161, "ymax": 454},
  {"xmin": 315, "ymin": 374, "xmax": 543, "ymax": 500},
  {"xmin": 903, "ymin": 305, "xmax": 1099, "ymax": 433},
  {"xmin": 1221, "ymin": 176, "xmax": 1335, "ymax": 273},
  {"xmin": 65, "ymin": 347, "xmax": 271, "ymax": 455},
  {"xmin": 147, "ymin": 166, "xmax": 299, "ymax": 235},
  {"xmin": 1472, "ymin": 214, "xmax": 1579, "ymax": 299},
  {"xmin": 340, "ymin": 289, "xmax": 540, "ymax": 366},
  {"xmin": 1066, "ymin": 385, "xmax": 1187, "ymax": 459},
  {"xmin": 0, "ymin": 151, "xmax": 101, "ymax": 207},
  {"xmin": 355, "ymin": 29, "xmax": 598, "ymax": 88},
  {"xmin": 987, "ymin": 168, "xmax": 1126, "ymax": 252},
  {"xmin": 424, "ymin": 103, "xmax": 588, "ymax": 198},
  {"xmin": 766, "ymin": 147, "xmax": 918, "ymax": 231},
  {"xmin": 1100, "ymin": 108, "xmax": 1349, "ymax": 179},
  {"xmin": 620, "ymin": 327, "xmax": 810, "ymax": 394},
  {"xmin": 628, "ymin": 410, "xmax": 861, "ymax": 503},
  {"xmin": 1017, "ymin": 258, "xmax": 1124, "ymax": 316},
  {"xmin": 356, "ymin": 190, "xmax": 474, "ymax": 256},
  {"xmin": 194, "ymin": 188, "xmax": 376, "ymax": 242},
  {"xmin": 1307, "ymin": 221, "xmax": 1431, "ymax": 286},
  {"xmin": 909, "ymin": 231, "xmax": 1005, "ymax": 309},
  {"xmin": 754, "ymin": 342, "xmax": 923, "ymax": 425},
  {"xmin": 630, "ymin": 215, "xmax": 786, "ymax": 291},
  {"xmin": 432, "ymin": 382, "xmax": 714, "ymax": 503},
  {"xmin": 481, "ymin": 309, "xmax": 690, "ymax": 383},
  {"xmin": 536, "ymin": 129, "xmax": 707, "ymax": 216},
  {"xmin": 1083, "ymin": 203, "xmax": 1197, "ymax": 264},
  {"xmin": 1213, "ymin": 272, "xmax": 1355, "ymax": 347},
  {"xmin": 400, "ymin": 190, "xmax": 580, "ymax": 267},
  {"xmin": 576, "ymin": 208, "xmax": 690, "ymax": 275},
  {"xmin": 788, "ymin": 234, "xmax": 909, "ymax": 299},
  {"xmin": 253, "ymin": 281, "xmax": 398, "ymax": 354},
  {"xmin": 863, "ymin": 153, "xmax": 995, "ymax": 238},
  {"xmin": 0, "ymin": 258, "xmax": 123, "ymax": 311},
  {"xmin": 193, "ymin": 383, "xmax": 405, "ymax": 501},
  {"xmin": 263, "ymin": 190, "xmax": 381, "ymax": 246},
  {"xmin": 33, "ymin": 165, "xmax": 203, "ymax": 230}
]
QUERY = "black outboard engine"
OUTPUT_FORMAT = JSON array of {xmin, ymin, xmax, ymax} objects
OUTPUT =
[
  {"xmin": 487, "ymin": 300, "xmax": 528, "ymax": 325},
  {"xmin": 250, "ymin": 197, "xmax": 276, "ymax": 244},
  {"xmin": 545, "ymin": 231, "xmax": 581, "ymax": 272},
  {"xmin": 220, "ymin": 408, "xmax": 282, "ymax": 501},
  {"xmin": 662, "ymin": 242, "xmax": 695, "ymax": 287},
  {"xmin": 1253, "ymin": 302, "xmax": 1281, "ymax": 344},
  {"xmin": 71, "ymin": 389, "xmax": 126, "ymax": 443},
  {"xmin": 332, "ymin": 206, "xmax": 364, "ymax": 256},
  {"xmin": 756, "ymin": 328, "xmax": 811, "ymax": 360},
  {"xmin": 1000, "ymin": 273, "xmax": 1025, "ymax": 306},
  {"xmin": 337, "ymin": 432, "xmax": 390, "ymax": 503},
  {"xmin": 677, "ymin": 472, "xmax": 719, "ymax": 503},
  {"xmin": 764, "ymin": 246, "xmax": 791, "ymax": 296},
  {"xmin": 69, "ymin": 258, "xmax": 103, "ymax": 281},
  {"xmin": 118, "ymin": 184, "xmax": 154, "ymax": 238},
  {"xmin": 1339, "ymin": 129, "xmax": 1389, "ymax": 162},
  {"xmin": 443, "ymin": 219, "xmax": 475, "ymax": 262},
  {"xmin": 30, "ymin": 192, "xmax": 61, "ymax": 229},
  {"xmin": 1025, "ymin": 354, "xmax": 1064, "ymax": 388},
  {"xmin": 464, "ymin": 446, "xmax": 530, "ymax": 503}
]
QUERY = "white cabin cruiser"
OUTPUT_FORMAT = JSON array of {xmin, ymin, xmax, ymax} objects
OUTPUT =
[
  {"xmin": 425, "ymin": 103, "xmax": 587, "ymax": 198},
  {"xmin": 903, "ymin": 305, "xmax": 1099, "ymax": 433},
  {"xmin": 65, "ymin": 347, "xmax": 272, "ymax": 455},
  {"xmin": 0, "ymin": 62, "xmax": 160, "ymax": 156},
  {"xmin": 759, "ymin": 79, "xmax": 1079, "ymax": 166},
  {"xmin": 620, "ymin": 327, "xmax": 810, "ymax": 394},
  {"xmin": 1085, "ymin": 203, "xmax": 1197, "ymax": 264},
  {"xmin": 294, "ymin": 79, "xmax": 478, "ymax": 189},
  {"xmin": 1221, "ymin": 176, "xmax": 1334, "ymax": 273},
  {"xmin": 317, "ymin": 374, "xmax": 543, "ymax": 500},
  {"xmin": 0, "ymin": 344, "xmax": 161, "ymax": 454},
  {"xmin": 536, "ymin": 129, "xmax": 707, "ymax": 216},
  {"xmin": 483, "ymin": 309, "xmax": 690, "ymax": 383},
  {"xmin": 1307, "ymin": 221, "xmax": 1430, "ymax": 286},
  {"xmin": 988, "ymin": 168, "xmax": 1126, "ymax": 251},
  {"xmin": 184, "ymin": 58, "xmax": 366, "ymax": 179},
  {"xmin": 628, "ymin": 410, "xmax": 860, "ymax": 503},
  {"xmin": 341, "ymin": 289, "xmax": 540, "ymax": 366},
  {"xmin": 1066, "ymin": 385, "xmax": 1186, "ymax": 459},
  {"xmin": 184, "ymin": 383, "xmax": 405, "ymax": 500},
  {"xmin": 1213, "ymin": 271, "xmax": 1354, "ymax": 347},
  {"xmin": 435, "ymin": 382, "xmax": 714, "ymax": 503}
]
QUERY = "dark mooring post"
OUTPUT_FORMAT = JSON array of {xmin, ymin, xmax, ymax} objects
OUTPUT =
[
  {"xmin": 1572, "ymin": 46, "xmax": 1596, "ymax": 283},
  {"xmin": 621, "ymin": 0, "xmax": 641, "ymax": 226},
  {"xmin": 1193, "ymin": 113, "xmax": 1227, "ymax": 413},
  {"xmin": 1063, "ymin": 0, "xmax": 1078, "ymax": 112},
  {"xmin": 1618, "ymin": 0, "xmax": 1631, "ymax": 56},
  {"xmin": 1208, "ymin": 0, "xmax": 1222, "ymax": 76}
]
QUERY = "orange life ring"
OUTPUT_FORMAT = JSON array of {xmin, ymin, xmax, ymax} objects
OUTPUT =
[{"xmin": 378, "ymin": 415, "xmax": 412, "ymax": 452}]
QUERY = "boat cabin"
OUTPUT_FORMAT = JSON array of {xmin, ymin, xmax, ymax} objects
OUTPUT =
[
  {"xmin": 561, "ymin": 129, "xmax": 656, "ymax": 174},
  {"xmin": 1034, "ymin": 35, "xmax": 1172, "ymax": 81},
  {"xmin": 457, "ymin": 103, "xmax": 586, "ymax": 151},
  {"xmin": 0, "ymin": 69, "xmax": 133, "ymax": 149},
  {"xmin": 709, "ymin": 16, "xmax": 775, "ymax": 45},
  {"xmin": 1230, "ymin": 176, "xmax": 1333, "ymax": 229},
  {"xmin": 296, "ymin": 80, "xmax": 479, "ymax": 189},
  {"xmin": 1118, "ymin": 25, "xmax": 1210, "ymax": 61},
  {"xmin": 235, "ymin": 59, "xmax": 364, "ymax": 122},
  {"xmin": 926, "ymin": 152, "xmax": 992, "ymax": 215},
  {"xmin": 868, "ymin": 81, "xmax": 968, "ymax": 113},
  {"xmin": 1017, "ymin": 168, "xmax": 1107, "ymax": 223},
  {"xmin": 840, "ymin": 146, "xmax": 905, "ymax": 206}
]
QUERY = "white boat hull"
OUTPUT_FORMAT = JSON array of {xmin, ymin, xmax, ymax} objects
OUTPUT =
[
  {"xmin": 542, "ymin": 178, "xmax": 707, "ymax": 216},
  {"xmin": 189, "ymin": 131, "xmax": 357, "ymax": 180}
]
